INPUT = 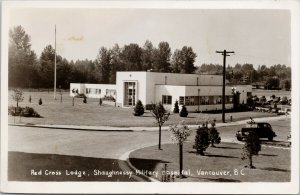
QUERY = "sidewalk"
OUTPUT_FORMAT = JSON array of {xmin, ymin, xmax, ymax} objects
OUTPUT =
[{"xmin": 8, "ymin": 115, "xmax": 290, "ymax": 132}]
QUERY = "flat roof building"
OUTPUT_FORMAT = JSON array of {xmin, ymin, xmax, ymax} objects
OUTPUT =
[{"xmin": 70, "ymin": 71, "xmax": 252, "ymax": 112}]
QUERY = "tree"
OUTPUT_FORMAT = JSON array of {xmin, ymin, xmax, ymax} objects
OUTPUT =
[
  {"xmin": 11, "ymin": 89, "xmax": 24, "ymax": 108},
  {"xmin": 133, "ymin": 100, "xmax": 145, "ymax": 116},
  {"xmin": 179, "ymin": 105, "xmax": 188, "ymax": 117},
  {"xmin": 39, "ymin": 45, "xmax": 59, "ymax": 88},
  {"xmin": 96, "ymin": 47, "xmax": 111, "ymax": 84},
  {"xmin": 283, "ymin": 79, "xmax": 291, "ymax": 91},
  {"xmin": 193, "ymin": 123, "xmax": 209, "ymax": 155},
  {"xmin": 173, "ymin": 100, "xmax": 179, "ymax": 113},
  {"xmin": 109, "ymin": 44, "xmax": 122, "ymax": 83},
  {"xmin": 242, "ymin": 131, "xmax": 261, "ymax": 169},
  {"xmin": 179, "ymin": 46, "xmax": 197, "ymax": 73},
  {"xmin": 171, "ymin": 49, "xmax": 182, "ymax": 73},
  {"xmin": 39, "ymin": 98, "xmax": 43, "ymax": 105},
  {"xmin": 153, "ymin": 42, "xmax": 171, "ymax": 72},
  {"xmin": 265, "ymin": 77, "xmax": 280, "ymax": 89},
  {"xmin": 120, "ymin": 44, "xmax": 143, "ymax": 71},
  {"xmin": 208, "ymin": 119, "xmax": 221, "ymax": 147},
  {"xmin": 9, "ymin": 26, "xmax": 38, "ymax": 88},
  {"xmin": 141, "ymin": 40, "xmax": 154, "ymax": 71},
  {"xmin": 169, "ymin": 121, "xmax": 192, "ymax": 178},
  {"xmin": 151, "ymin": 102, "xmax": 170, "ymax": 150}
]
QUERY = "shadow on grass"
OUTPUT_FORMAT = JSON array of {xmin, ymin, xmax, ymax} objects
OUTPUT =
[
  {"xmin": 213, "ymin": 146, "xmax": 240, "ymax": 150},
  {"xmin": 206, "ymin": 154, "xmax": 238, "ymax": 159},
  {"xmin": 8, "ymin": 151, "xmax": 137, "ymax": 182},
  {"xmin": 259, "ymin": 167, "xmax": 290, "ymax": 172},
  {"xmin": 204, "ymin": 178, "xmax": 241, "ymax": 182},
  {"xmin": 259, "ymin": 154, "xmax": 278, "ymax": 157},
  {"xmin": 129, "ymin": 158, "xmax": 169, "ymax": 173}
]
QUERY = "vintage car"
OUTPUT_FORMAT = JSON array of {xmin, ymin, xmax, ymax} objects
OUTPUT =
[{"xmin": 236, "ymin": 122, "xmax": 277, "ymax": 141}]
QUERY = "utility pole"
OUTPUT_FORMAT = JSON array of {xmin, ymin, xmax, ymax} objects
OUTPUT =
[
  {"xmin": 54, "ymin": 24, "xmax": 57, "ymax": 100},
  {"xmin": 216, "ymin": 50, "xmax": 235, "ymax": 123}
]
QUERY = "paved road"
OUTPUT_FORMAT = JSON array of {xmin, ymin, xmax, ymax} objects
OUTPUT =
[
  {"xmin": 7, "ymin": 117, "xmax": 290, "ymax": 181},
  {"xmin": 8, "ymin": 117, "xmax": 290, "ymax": 159}
]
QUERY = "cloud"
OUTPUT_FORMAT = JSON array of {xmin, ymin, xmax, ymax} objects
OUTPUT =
[{"xmin": 67, "ymin": 35, "xmax": 84, "ymax": 41}]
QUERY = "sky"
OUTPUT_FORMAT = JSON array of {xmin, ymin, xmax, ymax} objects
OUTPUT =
[{"xmin": 8, "ymin": 8, "xmax": 291, "ymax": 68}]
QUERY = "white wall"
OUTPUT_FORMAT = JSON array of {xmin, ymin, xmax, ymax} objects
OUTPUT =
[
  {"xmin": 70, "ymin": 83, "xmax": 116, "ymax": 99},
  {"xmin": 233, "ymin": 85, "xmax": 252, "ymax": 104},
  {"xmin": 116, "ymin": 72, "xmax": 147, "ymax": 107}
]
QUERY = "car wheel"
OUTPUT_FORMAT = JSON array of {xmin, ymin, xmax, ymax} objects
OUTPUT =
[{"xmin": 268, "ymin": 136, "xmax": 273, "ymax": 141}]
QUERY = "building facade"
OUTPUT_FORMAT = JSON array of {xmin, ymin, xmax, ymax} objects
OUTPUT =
[{"xmin": 70, "ymin": 71, "xmax": 252, "ymax": 112}]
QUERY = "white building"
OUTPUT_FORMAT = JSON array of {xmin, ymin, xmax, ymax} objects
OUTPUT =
[{"xmin": 70, "ymin": 71, "xmax": 252, "ymax": 112}]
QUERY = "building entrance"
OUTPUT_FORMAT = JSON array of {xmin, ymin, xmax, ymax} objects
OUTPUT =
[{"xmin": 124, "ymin": 82, "xmax": 136, "ymax": 106}]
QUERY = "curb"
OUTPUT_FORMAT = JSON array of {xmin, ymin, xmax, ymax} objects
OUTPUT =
[{"xmin": 8, "ymin": 115, "xmax": 290, "ymax": 132}]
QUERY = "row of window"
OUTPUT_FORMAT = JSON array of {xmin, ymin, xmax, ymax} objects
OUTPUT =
[
  {"xmin": 162, "ymin": 95, "xmax": 233, "ymax": 105},
  {"xmin": 85, "ymin": 88, "xmax": 116, "ymax": 95},
  {"xmin": 179, "ymin": 96, "xmax": 233, "ymax": 105}
]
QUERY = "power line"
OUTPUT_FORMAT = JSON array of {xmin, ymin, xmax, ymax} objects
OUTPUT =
[{"xmin": 216, "ymin": 50, "xmax": 235, "ymax": 123}]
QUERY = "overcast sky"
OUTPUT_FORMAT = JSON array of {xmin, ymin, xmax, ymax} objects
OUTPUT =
[{"xmin": 8, "ymin": 8, "xmax": 290, "ymax": 68}]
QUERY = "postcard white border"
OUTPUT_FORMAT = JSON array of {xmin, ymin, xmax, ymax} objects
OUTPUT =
[{"xmin": 1, "ymin": 0, "xmax": 299, "ymax": 194}]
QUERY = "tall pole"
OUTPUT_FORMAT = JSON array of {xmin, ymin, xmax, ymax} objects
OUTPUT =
[
  {"xmin": 54, "ymin": 25, "xmax": 57, "ymax": 100},
  {"xmin": 216, "ymin": 50, "xmax": 234, "ymax": 123}
]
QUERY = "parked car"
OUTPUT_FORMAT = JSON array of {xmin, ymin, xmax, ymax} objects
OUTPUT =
[{"xmin": 236, "ymin": 122, "xmax": 277, "ymax": 141}]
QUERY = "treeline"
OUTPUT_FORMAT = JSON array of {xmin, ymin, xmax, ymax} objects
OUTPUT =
[
  {"xmin": 9, "ymin": 26, "xmax": 197, "ymax": 89},
  {"xmin": 197, "ymin": 63, "xmax": 291, "ymax": 90},
  {"xmin": 9, "ymin": 25, "xmax": 291, "ymax": 90}
]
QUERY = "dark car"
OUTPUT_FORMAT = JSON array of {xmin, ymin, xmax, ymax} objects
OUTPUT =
[{"xmin": 236, "ymin": 122, "xmax": 276, "ymax": 141}]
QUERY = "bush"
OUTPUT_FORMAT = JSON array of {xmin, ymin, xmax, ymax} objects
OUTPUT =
[
  {"xmin": 38, "ymin": 98, "xmax": 43, "ymax": 105},
  {"xmin": 99, "ymin": 98, "xmax": 103, "ymax": 106},
  {"xmin": 29, "ymin": 95, "xmax": 32, "ymax": 103},
  {"xmin": 133, "ymin": 100, "xmax": 145, "ymax": 116},
  {"xmin": 208, "ymin": 120, "xmax": 221, "ymax": 147},
  {"xmin": 179, "ymin": 105, "xmax": 188, "ymax": 117},
  {"xmin": 83, "ymin": 97, "xmax": 87, "ymax": 103},
  {"xmin": 102, "ymin": 95, "xmax": 116, "ymax": 102},
  {"xmin": 8, "ymin": 106, "xmax": 40, "ymax": 117},
  {"xmin": 173, "ymin": 100, "xmax": 179, "ymax": 113},
  {"xmin": 242, "ymin": 131, "xmax": 261, "ymax": 169},
  {"xmin": 193, "ymin": 124, "xmax": 209, "ymax": 155}
]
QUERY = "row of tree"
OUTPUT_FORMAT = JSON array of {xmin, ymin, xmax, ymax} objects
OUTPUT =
[
  {"xmin": 9, "ymin": 26, "xmax": 197, "ymax": 88},
  {"xmin": 9, "ymin": 25, "xmax": 291, "ymax": 90},
  {"xmin": 197, "ymin": 63, "xmax": 291, "ymax": 90}
]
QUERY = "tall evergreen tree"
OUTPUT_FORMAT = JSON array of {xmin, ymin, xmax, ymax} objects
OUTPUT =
[{"xmin": 141, "ymin": 40, "xmax": 154, "ymax": 71}]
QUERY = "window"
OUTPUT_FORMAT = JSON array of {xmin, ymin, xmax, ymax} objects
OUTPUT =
[
  {"xmin": 217, "ymin": 96, "xmax": 222, "ymax": 104},
  {"xmin": 205, "ymin": 96, "xmax": 209, "ymax": 105},
  {"xmin": 162, "ymin": 95, "xmax": 172, "ymax": 105},
  {"xmin": 190, "ymin": 96, "xmax": 195, "ymax": 105},
  {"xmin": 179, "ymin": 96, "xmax": 184, "ymax": 105},
  {"xmin": 98, "ymin": 89, "xmax": 101, "ymax": 94},
  {"xmin": 185, "ymin": 96, "xmax": 190, "ymax": 105}
]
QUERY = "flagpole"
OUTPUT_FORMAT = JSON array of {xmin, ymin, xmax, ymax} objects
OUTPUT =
[{"xmin": 54, "ymin": 24, "xmax": 57, "ymax": 100}]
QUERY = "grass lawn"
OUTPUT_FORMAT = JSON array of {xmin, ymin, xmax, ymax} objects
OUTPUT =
[
  {"xmin": 8, "ymin": 91, "xmax": 276, "ymax": 127},
  {"xmin": 129, "ymin": 142, "xmax": 290, "ymax": 182}
]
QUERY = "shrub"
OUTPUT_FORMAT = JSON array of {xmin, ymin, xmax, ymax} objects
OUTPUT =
[
  {"xmin": 99, "ymin": 98, "xmax": 103, "ymax": 106},
  {"xmin": 179, "ymin": 105, "xmax": 188, "ymax": 117},
  {"xmin": 8, "ymin": 106, "xmax": 40, "ymax": 117},
  {"xmin": 173, "ymin": 100, "xmax": 179, "ymax": 113},
  {"xmin": 193, "ymin": 123, "xmax": 209, "ymax": 155},
  {"xmin": 242, "ymin": 131, "xmax": 261, "ymax": 169},
  {"xmin": 208, "ymin": 119, "xmax": 221, "ymax": 147},
  {"xmin": 83, "ymin": 97, "xmax": 87, "ymax": 103},
  {"xmin": 133, "ymin": 100, "xmax": 145, "ymax": 116},
  {"xmin": 102, "ymin": 95, "xmax": 116, "ymax": 102},
  {"xmin": 38, "ymin": 98, "xmax": 43, "ymax": 105},
  {"xmin": 29, "ymin": 95, "xmax": 32, "ymax": 103}
]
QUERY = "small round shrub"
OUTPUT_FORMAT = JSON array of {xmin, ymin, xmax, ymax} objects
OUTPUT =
[
  {"xmin": 83, "ymin": 97, "xmax": 87, "ymax": 103},
  {"xmin": 179, "ymin": 105, "xmax": 188, "ymax": 117},
  {"xmin": 193, "ymin": 124, "xmax": 209, "ymax": 155},
  {"xmin": 133, "ymin": 100, "xmax": 145, "ymax": 116},
  {"xmin": 173, "ymin": 100, "xmax": 179, "ymax": 113},
  {"xmin": 39, "ymin": 98, "xmax": 43, "ymax": 105}
]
